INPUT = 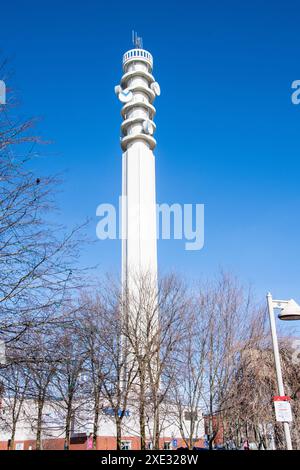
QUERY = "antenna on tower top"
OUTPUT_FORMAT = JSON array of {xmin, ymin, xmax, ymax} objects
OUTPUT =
[{"xmin": 132, "ymin": 30, "xmax": 143, "ymax": 49}]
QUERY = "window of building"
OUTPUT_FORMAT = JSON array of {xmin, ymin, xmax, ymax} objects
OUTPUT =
[
  {"xmin": 163, "ymin": 441, "xmax": 171, "ymax": 450},
  {"xmin": 121, "ymin": 441, "xmax": 132, "ymax": 450}
]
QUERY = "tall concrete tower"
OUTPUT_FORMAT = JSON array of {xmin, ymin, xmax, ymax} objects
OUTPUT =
[{"xmin": 115, "ymin": 35, "xmax": 160, "ymax": 292}]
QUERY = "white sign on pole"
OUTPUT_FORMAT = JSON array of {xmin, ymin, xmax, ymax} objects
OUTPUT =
[{"xmin": 274, "ymin": 400, "xmax": 293, "ymax": 422}]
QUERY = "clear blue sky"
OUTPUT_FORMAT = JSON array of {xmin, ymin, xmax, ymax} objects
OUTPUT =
[{"xmin": 1, "ymin": 0, "xmax": 300, "ymax": 306}]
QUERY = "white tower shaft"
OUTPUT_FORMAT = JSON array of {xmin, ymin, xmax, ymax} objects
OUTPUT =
[{"xmin": 117, "ymin": 48, "xmax": 159, "ymax": 291}]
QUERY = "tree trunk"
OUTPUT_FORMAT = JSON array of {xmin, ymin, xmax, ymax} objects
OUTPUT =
[
  {"xmin": 209, "ymin": 393, "xmax": 214, "ymax": 450},
  {"xmin": 139, "ymin": 403, "xmax": 146, "ymax": 450},
  {"xmin": 64, "ymin": 407, "xmax": 72, "ymax": 450},
  {"xmin": 36, "ymin": 400, "xmax": 44, "ymax": 450},
  {"xmin": 188, "ymin": 432, "xmax": 193, "ymax": 450},
  {"xmin": 189, "ymin": 418, "xmax": 195, "ymax": 450},
  {"xmin": 8, "ymin": 426, "xmax": 16, "ymax": 451},
  {"xmin": 93, "ymin": 402, "xmax": 99, "ymax": 449},
  {"xmin": 153, "ymin": 403, "xmax": 160, "ymax": 449},
  {"xmin": 116, "ymin": 417, "xmax": 122, "ymax": 450},
  {"xmin": 139, "ymin": 372, "xmax": 146, "ymax": 450}
]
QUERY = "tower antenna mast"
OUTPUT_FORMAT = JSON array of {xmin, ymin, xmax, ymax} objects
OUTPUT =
[{"xmin": 132, "ymin": 30, "xmax": 143, "ymax": 49}]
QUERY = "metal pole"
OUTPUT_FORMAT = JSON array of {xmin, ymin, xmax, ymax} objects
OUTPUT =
[{"xmin": 267, "ymin": 293, "xmax": 293, "ymax": 450}]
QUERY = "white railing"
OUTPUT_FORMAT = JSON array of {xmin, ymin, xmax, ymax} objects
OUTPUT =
[{"xmin": 123, "ymin": 49, "xmax": 153, "ymax": 67}]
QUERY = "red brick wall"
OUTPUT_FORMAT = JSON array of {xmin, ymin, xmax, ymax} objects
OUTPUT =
[{"xmin": 0, "ymin": 436, "xmax": 204, "ymax": 450}]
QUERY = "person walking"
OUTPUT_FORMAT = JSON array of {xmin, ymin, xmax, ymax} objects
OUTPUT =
[
  {"xmin": 87, "ymin": 433, "xmax": 94, "ymax": 450},
  {"xmin": 243, "ymin": 439, "xmax": 250, "ymax": 450}
]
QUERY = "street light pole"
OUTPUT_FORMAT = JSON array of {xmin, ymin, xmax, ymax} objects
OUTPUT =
[{"xmin": 266, "ymin": 293, "xmax": 293, "ymax": 450}]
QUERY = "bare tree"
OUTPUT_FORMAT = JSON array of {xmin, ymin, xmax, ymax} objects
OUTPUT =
[
  {"xmin": 49, "ymin": 321, "xmax": 87, "ymax": 450},
  {"xmin": 0, "ymin": 360, "xmax": 30, "ymax": 449},
  {"xmin": 121, "ymin": 272, "xmax": 159, "ymax": 450},
  {"xmin": 119, "ymin": 272, "xmax": 188, "ymax": 449},
  {"xmin": 99, "ymin": 280, "xmax": 138, "ymax": 451},
  {"xmin": 171, "ymin": 303, "xmax": 208, "ymax": 449},
  {"xmin": 77, "ymin": 292, "xmax": 111, "ymax": 449},
  {"xmin": 0, "ymin": 68, "xmax": 87, "ymax": 352},
  {"xmin": 170, "ymin": 272, "xmax": 260, "ymax": 450},
  {"xmin": 199, "ymin": 275, "xmax": 250, "ymax": 448},
  {"xmin": 224, "ymin": 332, "xmax": 300, "ymax": 450},
  {"xmin": 21, "ymin": 328, "xmax": 58, "ymax": 450},
  {"xmin": 145, "ymin": 275, "xmax": 187, "ymax": 449},
  {"xmin": 0, "ymin": 63, "xmax": 90, "ymax": 450}
]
